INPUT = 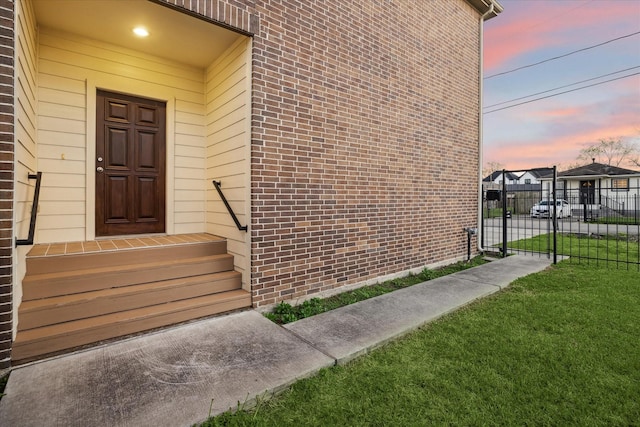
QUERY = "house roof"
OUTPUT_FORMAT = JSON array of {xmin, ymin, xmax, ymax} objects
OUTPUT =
[
  {"xmin": 558, "ymin": 162, "xmax": 640, "ymax": 178},
  {"xmin": 483, "ymin": 170, "xmax": 519, "ymax": 182},
  {"xmin": 528, "ymin": 167, "xmax": 555, "ymax": 179}
]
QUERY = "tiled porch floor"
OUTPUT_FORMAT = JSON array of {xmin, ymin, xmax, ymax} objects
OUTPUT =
[{"xmin": 27, "ymin": 233, "xmax": 224, "ymax": 258}]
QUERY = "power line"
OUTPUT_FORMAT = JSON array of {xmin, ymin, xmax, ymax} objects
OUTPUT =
[
  {"xmin": 484, "ymin": 65, "xmax": 640, "ymax": 109},
  {"xmin": 483, "ymin": 72, "xmax": 640, "ymax": 114},
  {"xmin": 485, "ymin": 31, "xmax": 640, "ymax": 80}
]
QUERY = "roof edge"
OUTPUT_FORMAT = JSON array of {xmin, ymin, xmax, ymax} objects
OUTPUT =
[
  {"xmin": 466, "ymin": 0, "xmax": 504, "ymax": 19},
  {"xmin": 555, "ymin": 174, "xmax": 640, "ymax": 180}
]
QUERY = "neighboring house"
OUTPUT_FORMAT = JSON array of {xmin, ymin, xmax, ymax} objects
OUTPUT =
[
  {"xmin": 483, "ymin": 170, "xmax": 520, "ymax": 185},
  {"xmin": 541, "ymin": 162, "xmax": 640, "ymax": 214},
  {"xmin": 483, "ymin": 168, "xmax": 553, "ymax": 187},
  {"xmin": 0, "ymin": 0, "xmax": 502, "ymax": 367},
  {"xmin": 516, "ymin": 169, "xmax": 551, "ymax": 185},
  {"xmin": 482, "ymin": 167, "xmax": 554, "ymax": 215}
]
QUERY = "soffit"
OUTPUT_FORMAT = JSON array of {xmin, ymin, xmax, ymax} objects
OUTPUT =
[
  {"xmin": 465, "ymin": 0, "xmax": 503, "ymax": 19},
  {"xmin": 33, "ymin": 0, "xmax": 243, "ymax": 68}
]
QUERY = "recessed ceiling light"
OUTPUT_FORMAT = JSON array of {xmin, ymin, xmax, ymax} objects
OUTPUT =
[{"xmin": 133, "ymin": 27, "xmax": 149, "ymax": 37}]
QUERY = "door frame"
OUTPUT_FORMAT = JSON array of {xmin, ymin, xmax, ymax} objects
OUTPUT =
[{"xmin": 86, "ymin": 81, "xmax": 176, "ymax": 240}]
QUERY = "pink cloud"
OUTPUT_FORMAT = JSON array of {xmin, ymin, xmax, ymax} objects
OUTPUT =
[
  {"xmin": 486, "ymin": 122, "xmax": 640, "ymax": 171},
  {"xmin": 483, "ymin": 1, "xmax": 640, "ymax": 171},
  {"xmin": 485, "ymin": 1, "xmax": 640, "ymax": 73},
  {"xmin": 485, "ymin": 89, "xmax": 640, "ymax": 170},
  {"xmin": 532, "ymin": 107, "xmax": 586, "ymax": 119}
]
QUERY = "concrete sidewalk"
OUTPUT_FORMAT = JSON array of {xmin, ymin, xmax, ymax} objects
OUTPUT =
[{"xmin": 0, "ymin": 255, "xmax": 553, "ymax": 427}]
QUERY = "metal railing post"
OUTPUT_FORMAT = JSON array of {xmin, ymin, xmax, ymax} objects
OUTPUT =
[
  {"xmin": 212, "ymin": 180, "xmax": 248, "ymax": 232},
  {"xmin": 502, "ymin": 169, "xmax": 507, "ymax": 258},
  {"xmin": 16, "ymin": 172, "xmax": 43, "ymax": 247},
  {"xmin": 553, "ymin": 166, "xmax": 557, "ymax": 264}
]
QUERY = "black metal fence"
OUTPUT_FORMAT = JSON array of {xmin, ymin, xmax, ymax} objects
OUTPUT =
[{"xmin": 482, "ymin": 168, "xmax": 640, "ymax": 271}]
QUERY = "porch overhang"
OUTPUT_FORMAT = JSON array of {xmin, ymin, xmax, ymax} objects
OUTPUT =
[{"xmin": 33, "ymin": 0, "xmax": 242, "ymax": 69}]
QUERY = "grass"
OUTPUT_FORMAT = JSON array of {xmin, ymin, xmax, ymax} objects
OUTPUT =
[
  {"xmin": 484, "ymin": 207, "xmax": 503, "ymax": 218},
  {"xmin": 200, "ymin": 262, "xmax": 640, "ymax": 426},
  {"xmin": 265, "ymin": 256, "xmax": 487, "ymax": 324},
  {"xmin": 509, "ymin": 233, "xmax": 640, "ymax": 265},
  {"xmin": 593, "ymin": 216, "xmax": 640, "ymax": 225}
]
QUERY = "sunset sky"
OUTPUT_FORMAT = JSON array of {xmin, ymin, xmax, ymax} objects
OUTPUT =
[{"xmin": 483, "ymin": 0, "xmax": 640, "ymax": 171}]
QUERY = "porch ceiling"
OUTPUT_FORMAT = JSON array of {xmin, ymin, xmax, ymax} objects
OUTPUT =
[{"xmin": 33, "ymin": 0, "xmax": 243, "ymax": 69}]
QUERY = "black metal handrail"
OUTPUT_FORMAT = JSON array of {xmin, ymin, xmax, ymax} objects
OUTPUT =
[
  {"xmin": 212, "ymin": 180, "xmax": 247, "ymax": 232},
  {"xmin": 16, "ymin": 172, "xmax": 42, "ymax": 246}
]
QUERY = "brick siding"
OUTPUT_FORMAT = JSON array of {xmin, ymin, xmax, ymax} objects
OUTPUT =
[
  {"xmin": 0, "ymin": 0, "xmax": 13, "ymax": 370},
  {"xmin": 154, "ymin": 0, "xmax": 256, "ymax": 34},
  {"xmin": 170, "ymin": 0, "xmax": 482, "ymax": 307}
]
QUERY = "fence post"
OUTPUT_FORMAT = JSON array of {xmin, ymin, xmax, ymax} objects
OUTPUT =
[
  {"xmin": 553, "ymin": 166, "xmax": 557, "ymax": 264},
  {"xmin": 502, "ymin": 169, "xmax": 508, "ymax": 258},
  {"xmin": 481, "ymin": 193, "xmax": 486, "ymax": 249}
]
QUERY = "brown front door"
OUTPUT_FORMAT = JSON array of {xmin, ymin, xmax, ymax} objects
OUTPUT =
[
  {"xmin": 580, "ymin": 180, "xmax": 596, "ymax": 205},
  {"xmin": 96, "ymin": 90, "xmax": 166, "ymax": 236}
]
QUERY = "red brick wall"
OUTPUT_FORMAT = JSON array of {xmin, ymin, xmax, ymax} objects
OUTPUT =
[
  {"xmin": 148, "ymin": 0, "xmax": 481, "ymax": 307},
  {"xmin": 153, "ymin": 0, "xmax": 256, "ymax": 34},
  {"xmin": 249, "ymin": 0, "xmax": 481, "ymax": 306},
  {"xmin": 0, "ymin": 0, "xmax": 13, "ymax": 370}
]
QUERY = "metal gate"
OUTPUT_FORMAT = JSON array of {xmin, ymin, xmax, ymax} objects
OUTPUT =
[{"xmin": 482, "ymin": 166, "xmax": 640, "ymax": 270}]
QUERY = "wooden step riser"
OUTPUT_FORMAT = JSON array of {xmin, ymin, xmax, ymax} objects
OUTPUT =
[
  {"xmin": 26, "ymin": 241, "xmax": 227, "ymax": 275},
  {"xmin": 18, "ymin": 273, "xmax": 242, "ymax": 331},
  {"xmin": 11, "ymin": 292, "xmax": 252, "ymax": 364},
  {"xmin": 23, "ymin": 255, "xmax": 235, "ymax": 301}
]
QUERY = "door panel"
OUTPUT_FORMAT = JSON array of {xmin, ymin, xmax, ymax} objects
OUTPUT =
[
  {"xmin": 137, "ymin": 131, "xmax": 158, "ymax": 169},
  {"xmin": 96, "ymin": 90, "xmax": 166, "ymax": 236},
  {"xmin": 137, "ymin": 177, "xmax": 158, "ymax": 220}
]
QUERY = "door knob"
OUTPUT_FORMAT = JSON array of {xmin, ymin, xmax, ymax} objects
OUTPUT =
[{"xmin": 97, "ymin": 167, "xmax": 104, "ymax": 172}]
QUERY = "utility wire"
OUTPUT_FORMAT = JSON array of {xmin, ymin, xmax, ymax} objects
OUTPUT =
[
  {"xmin": 484, "ymin": 65, "xmax": 640, "ymax": 109},
  {"xmin": 483, "ymin": 72, "xmax": 640, "ymax": 114},
  {"xmin": 485, "ymin": 31, "xmax": 640, "ymax": 80}
]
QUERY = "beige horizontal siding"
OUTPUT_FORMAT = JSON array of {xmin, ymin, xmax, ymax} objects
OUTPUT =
[
  {"xmin": 14, "ymin": 0, "xmax": 39, "ymax": 334},
  {"xmin": 205, "ymin": 37, "xmax": 251, "ymax": 289}
]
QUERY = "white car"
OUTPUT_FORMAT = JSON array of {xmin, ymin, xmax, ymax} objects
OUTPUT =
[{"xmin": 530, "ymin": 199, "xmax": 571, "ymax": 218}]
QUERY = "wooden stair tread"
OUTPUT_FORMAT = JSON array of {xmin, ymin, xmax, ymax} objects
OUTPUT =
[
  {"xmin": 20, "ymin": 270, "xmax": 241, "ymax": 312},
  {"xmin": 12, "ymin": 290, "xmax": 252, "ymax": 363},
  {"xmin": 22, "ymin": 254, "xmax": 235, "ymax": 301},
  {"xmin": 26, "ymin": 239, "xmax": 228, "ymax": 275},
  {"xmin": 23, "ymin": 253, "xmax": 233, "ymax": 283},
  {"xmin": 14, "ymin": 290, "xmax": 251, "ymax": 344},
  {"xmin": 18, "ymin": 271, "xmax": 242, "ymax": 330}
]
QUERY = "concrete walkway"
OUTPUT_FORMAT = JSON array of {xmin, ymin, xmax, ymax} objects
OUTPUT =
[{"xmin": 0, "ymin": 255, "xmax": 553, "ymax": 427}]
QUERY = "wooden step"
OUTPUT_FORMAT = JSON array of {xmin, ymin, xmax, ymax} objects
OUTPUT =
[
  {"xmin": 26, "ymin": 239, "xmax": 227, "ymax": 275},
  {"xmin": 12, "ymin": 289, "xmax": 252, "ymax": 364},
  {"xmin": 22, "ymin": 254, "xmax": 235, "ymax": 300},
  {"xmin": 18, "ymin": 271, "xmax": 242, "ymax": 331}
]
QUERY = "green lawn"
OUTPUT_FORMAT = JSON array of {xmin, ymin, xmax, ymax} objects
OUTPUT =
[
  {"xmin": 484, "ymin": 207, "xmax": 503, "ymax": 218},
  {"xmin": 201, "ymin": 262, "xmax": 640, "ymax": 426},
  {"xmin": 594, "ymin": 216, "xmax": 640, "ymax": 225},
  {"xmin": 509, "ymin": 233, "xmax": 639, "ymax": 266}
]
